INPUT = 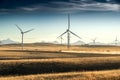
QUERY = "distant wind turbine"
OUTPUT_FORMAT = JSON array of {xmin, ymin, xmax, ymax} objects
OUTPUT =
[
  {"xmin": 57, "ymin": 36, "xmax": 64, "ymax": 45},
  {"xmin": 15, "ymin": 24, "xmax": 34, "ymax": 50},
  {"xmin": 115, "ymin": 36, "xmax": 119, "ymax": 45},
  {"xmin": 92, "ymin": 38, "xmax": 97, "ymax": 45},
  {"xmin": 57, "ymin": 14, "xmax": 81, "ymax": 49}
]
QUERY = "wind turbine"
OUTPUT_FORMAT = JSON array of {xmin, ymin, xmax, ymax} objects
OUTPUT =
[
  {"xmin": 115, "ymin": 36, "xmax": 118, "ymax": 45},
  {"xmin": 0, "ymin": 37, "xmax": 1, "ymax": 44},
  {"xmin": 15, "ymin": 24, "xmax": 34, "ymax": 50},
  {"xmin": 57, "ymin": 14, "xmax": 81, "ymax": 49},
  {"xmin": 57, "ymin": 36, "xmax": 64, "ymax": 45},
  {"xmin": 92, "ymin": 38, "xmax": 97, "ymax": 45}
]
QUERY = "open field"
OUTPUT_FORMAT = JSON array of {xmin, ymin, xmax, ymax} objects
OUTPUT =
[
  {"xmin": 0, "ymin": 57, "xmax": 120, "ymax": 76},
  {"xmin": 0, "ymin": 70, "xmax": 120, "ymax": 80},
  {"xmin": 0, "ymin": 44, "xmax": 120, "ymax": 80},
  {"xmin": 1, "ymin": 44, "xmax": 120, "ymax": 52}
]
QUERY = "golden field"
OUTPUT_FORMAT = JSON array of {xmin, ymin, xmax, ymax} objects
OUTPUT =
[
  {"xmin": 0, "ymin": 70, "xmax": 120, "ymax": 80},
  {"xmin": 0, "ymin": 44, "xmax": 120, "ymax": 80}
]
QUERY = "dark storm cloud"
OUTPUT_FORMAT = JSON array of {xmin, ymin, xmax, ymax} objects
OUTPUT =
[{"xmin": 0, "ymin": 0, "xmax": 120, "ymax": 13}]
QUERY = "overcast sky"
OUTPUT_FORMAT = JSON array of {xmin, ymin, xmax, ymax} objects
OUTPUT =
[{"xmin": 0, "ymin": 0, "xmax": 120, "ymax": 43}]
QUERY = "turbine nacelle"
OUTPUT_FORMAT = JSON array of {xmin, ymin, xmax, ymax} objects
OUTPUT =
[
  {"xmin": 66, "ymin": 29, "xmax": 69, "ymax": 32},
  {"xmin": 21, "ymin": 32, "xmax": 24, "ymax": 34}
]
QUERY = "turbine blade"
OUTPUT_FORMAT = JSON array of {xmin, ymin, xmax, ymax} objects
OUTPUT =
[
  {"xmin": 68, "ymin": 14, "xmax": 70, "ymax": 30},
  {"xmin": 57, "ymin": 31, "xmax": 67, "ymax": 38},
  {"xmin": 24, "ymin": 29, "xmax": 34, "ymax": 33},
  {"xmin": 69, "ymin": 30, "xmax": 81, "ymax": 39},
  {"xmin": 15, "ymin": 24, "xmax": 23, "ymax": 32},
  {"xmin": 57, "ymin": 36, "xmax": 64, "ymax": 40}
]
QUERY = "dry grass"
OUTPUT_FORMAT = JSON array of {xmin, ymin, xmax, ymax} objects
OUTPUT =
[
  {"xmin": 0, "ymin": 44, "xmax": 120, "ymax": 80},
  {"xmin": 0, "ymin": 69, "xmax": 120, "ymax": 80},
  {"xmin": 1, "ymin": 44, "xmax": 120, "ymax": 52},
  {"xmin": 0, "ymin": 45, "xmax": 120, "ymax": 60},
  {"xmin": 0, "ymin": 57, "xmax": 120, "ymax": 76}
]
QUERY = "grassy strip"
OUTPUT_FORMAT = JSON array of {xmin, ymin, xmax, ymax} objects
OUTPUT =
[
  {"xmin": 0, "ymin": 69, "xmax": 120, "ymax": 80},
  {"xmin": 0, "ymin": 57, "xmax": 120, "ymax": 76}
]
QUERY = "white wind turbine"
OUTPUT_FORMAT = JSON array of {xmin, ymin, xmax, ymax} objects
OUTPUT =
[
  {"xmin": 57, "ymin": 14, "xmax": 81, "ymax": 49},
  {"xmin": 16, "ymin": 24, "xmax": 34, "ymax": 50}
]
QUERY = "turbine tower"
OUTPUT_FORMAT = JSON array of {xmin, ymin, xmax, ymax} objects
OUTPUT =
[
  {"xmin": 16, "ymin": 24, "xmax": 34, "ymax": 50},
  {"xmin": 58, "ymin": 14, "xmax": 81, "ymax": 49}
]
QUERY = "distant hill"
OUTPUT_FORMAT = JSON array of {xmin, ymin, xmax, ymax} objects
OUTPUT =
[
  {"xmin": 51, "ymin": 41, "xmax": 59, "ymax": 44},
  {"xmin": 0, "ymin": 38, "xmax": 18, "ymax": 44},
  {"xmin": 109, "ymin": 43, "xmax": 120, "ymax": 46},
  {"xmin": 88, "ymin": 42, "xmax": 106, "ymax": 45},
  {"xmin": 72, "ymin": 40, "xmax": 86, "ymax": 45}
]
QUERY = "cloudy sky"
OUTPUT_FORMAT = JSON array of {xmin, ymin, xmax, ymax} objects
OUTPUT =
[{"xmin": 0, "ymin": 0, "xmax": 120, "ymax": 43}]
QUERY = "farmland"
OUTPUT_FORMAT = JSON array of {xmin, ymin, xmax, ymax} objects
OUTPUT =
[{"xmin": 0, "ymin": 44, "xmax": 120, "ymax": 80}]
